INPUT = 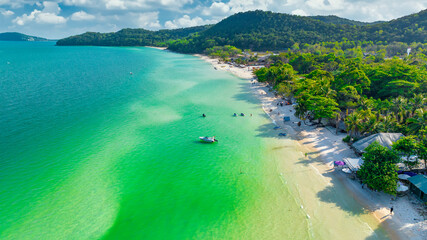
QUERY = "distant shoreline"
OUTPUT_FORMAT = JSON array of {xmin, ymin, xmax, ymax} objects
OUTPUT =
[{"xmin": 194, "ymin": 53, "xmax": 427, "ymax": 240}]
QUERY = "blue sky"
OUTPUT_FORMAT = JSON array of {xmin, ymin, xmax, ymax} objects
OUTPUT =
[{"xmin": 0, "ymin": 0, "xmax": 425, "ymax": 39}]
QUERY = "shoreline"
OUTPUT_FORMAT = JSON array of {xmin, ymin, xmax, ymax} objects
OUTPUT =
[
  {"xmin": 196, "ymin": 54, "xmax": 427, "ymax": 240},
  {"xmin": 145, "ymin": 46, "xmax": 167, "ymax": 50}
]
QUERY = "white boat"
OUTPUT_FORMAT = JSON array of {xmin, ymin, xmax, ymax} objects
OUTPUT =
[{"xmin": 199, "ymin": 136, "xmax": 218, "ymax": 143}]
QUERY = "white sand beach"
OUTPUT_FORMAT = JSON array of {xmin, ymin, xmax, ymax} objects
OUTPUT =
[
  {"xmin": 198, "ymin": 54, "xmax": 427, "ymax": 240},
  {"xmin": 145, "ymin": 46, "xmax": 168, "ymax": 50}
]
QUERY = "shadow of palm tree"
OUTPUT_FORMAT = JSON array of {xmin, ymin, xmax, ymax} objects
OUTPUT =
[
  {"xmin": 316, "ymin": 170, "xmax": 370, "ymax": 216},
  {"xmin": 232, "ymin": 82, "xmax": 262, "ymax": 105}
]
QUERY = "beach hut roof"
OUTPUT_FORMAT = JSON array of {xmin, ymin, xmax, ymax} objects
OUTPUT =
[
  {"xmin": 408, "ymin": 175, "xmax": 427, "ymax": 194},
  {"xmin": 343, "ymin": 157, "xmax": 364, "ymax": 172},
  {"xmin": 352, "ymin": 133, "xmax": 404, "ymax": 153}
]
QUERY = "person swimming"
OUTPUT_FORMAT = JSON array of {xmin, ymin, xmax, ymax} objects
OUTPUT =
[{"xmin": 202, "ymin": 113, "xmax": 206, "ymax": 117}]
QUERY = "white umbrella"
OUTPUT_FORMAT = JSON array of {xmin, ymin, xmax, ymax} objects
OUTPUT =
[
  {"xmin": 398, "ymin": 174, "xmax": 411, "ymax": 180},
  {"xmin": 396, "ymin": 182, "xmax": 409, "ymax": 192}
]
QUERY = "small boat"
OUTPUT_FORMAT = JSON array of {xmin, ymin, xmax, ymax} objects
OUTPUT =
[
  {"xmin": 240, "ymin": 113, "xmax": 245, "ymax": 116},
  {"xmin": 278, "ymin": 133, "xmax": 287, "ymax": 136},
  {"xmin": 233, "ymin": 113, "xmax": 237, "ymax": 117},
  {"xmin": 202, "ymin": 113, "xmax": 206, "ymax": 117},
  {"xmin": 199, "ymin": 136, "xmax": 218, "ymax": 143},
  {"xmin": 273, "ymin": 126, "xmax": 281, "ymax": 130}
]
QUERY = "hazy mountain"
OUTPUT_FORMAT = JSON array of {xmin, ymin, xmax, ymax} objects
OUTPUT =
[{"xmin": 0, "ymin": 32, "xmax": 49, "ymax": 41}]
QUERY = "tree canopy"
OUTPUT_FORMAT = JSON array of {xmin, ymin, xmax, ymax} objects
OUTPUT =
[{"xmin": 357, "ymin": 142, "xmax": 400, "ymax": 195}]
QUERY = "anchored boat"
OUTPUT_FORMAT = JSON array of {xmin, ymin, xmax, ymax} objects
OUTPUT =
[{"xmin": 199, "ymin": 136, "xmax": 218, "ymax": 143}]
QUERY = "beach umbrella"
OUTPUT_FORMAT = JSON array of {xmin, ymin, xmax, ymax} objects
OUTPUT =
[
  {"xmin": 398, "ymin": 174, "xmax": 411, "ymax": 180},
  {"xmin": 396, "ymin": 182, "xmax": 409, "ymax": 192},
  {"xmin": 334, "ymin": 161, "xmax": 346, "ymax": 166}
]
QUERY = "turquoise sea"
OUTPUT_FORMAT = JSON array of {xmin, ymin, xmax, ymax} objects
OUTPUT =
[{"xmin": 0, "ymin": 42, "xmax": 389, "ymax": 239}]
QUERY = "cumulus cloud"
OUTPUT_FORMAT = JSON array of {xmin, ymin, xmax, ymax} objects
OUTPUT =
[
  {"xmin": 202, "ymin": 0, "xmax": 273, "ymax": 17},
  {"xmin": 291, "ymin": 9, "xmax": 308, "ymax": 16},
  {"xmin": 200, "ymin": 0, "xmax": 426, "ymax": 22},
  {"xmin": 135, "ymin": 11, "xmax": 161, "ymax": 28},
  {"xmin": 164, "ymin": 15, "xmax": 216, "ymax": 29},
  {"xmin": 70, "ymin": 10, "xmax": 95, "ymax": 21},
  {"xmin": 62, "ymin": 0, "xmax": 193, "ymax": 10},
  {"xmin": 105, "ymin": 0, "xmax": 126, "ymax": 10},
  {"xmin": 0, "ymin": 8, "xmax": 14, "ymax": 16},
  {"xmin": 202, "ymin": 2, "xmax": 231, "ymax": 16},
  {"xmin": 13, "ymin": 1, "xmax": 67, "ymax": 25}
]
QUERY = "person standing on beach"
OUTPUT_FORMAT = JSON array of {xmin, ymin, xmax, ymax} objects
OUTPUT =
[{"xmin": 390, "ymin": 207, "xmax": 394, "ymax": 214}]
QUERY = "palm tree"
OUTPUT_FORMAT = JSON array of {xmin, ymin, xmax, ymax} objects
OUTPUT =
[
  {"xmin": 407, "ymin": 109, "xmax": 427, "ymax": 135},
  {"xmin": 345, "ymin": 111, "xmax": 362, "ymax": 139},
  {"xmin": 409, "ymin": 94, "xmax": 425, "ymax": 116},
  {"xmin": 379, "ymin": 114, "xmax": 397, "ymax": 132},
  {"xmin": 392, "ymin": 96, "xmax": 408, "ymax": 123},
  {"xmin": 361, "ymin": 115, "xmax": 380, "ymax": 135},
  {"xmin": 359, "ymin": 97, "xmax": 373, "ymax": 110}
]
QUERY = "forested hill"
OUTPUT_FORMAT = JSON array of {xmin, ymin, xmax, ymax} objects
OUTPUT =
[
  {"xmin": 168, "ymin": 9, "xmax": 426, "ymax": 53},
  {"xmin": 0, "ymin": 32, "xmax": 48, "ymax": 41},
  {"xmin": 56, "ymin": 25, "xmax": 211, "ymax": 46},
  {"xmin": 57, "ymin": 9, "xmax": 426, "ymax": 52}
]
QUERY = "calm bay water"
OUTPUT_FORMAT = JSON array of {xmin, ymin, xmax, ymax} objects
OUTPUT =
[{"xmin": 0, "ymin": 42, "xmax": 388, "ymax": 239}]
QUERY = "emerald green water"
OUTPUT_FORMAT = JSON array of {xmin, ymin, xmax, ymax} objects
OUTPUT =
[{"xmin": 0, "ymin": 42, "xmax": 389, "ymax": 239}]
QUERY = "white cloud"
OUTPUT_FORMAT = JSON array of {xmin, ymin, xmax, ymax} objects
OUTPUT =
[
  {"xmin": 62, "ymin": 0, "xmax": 193, "ymax": 10},
  {"xmin": 42, "ymin": 1, "xmax": 61, "ymax": 14},
  {"xmin": 36, "ymin": 12, "xmax": 67, "ymax": 24},
  {"xmin": 0, "ymin": 8, "xmax": 14, "ymax": 16},
  {"xmin": 164, "ymin": 15, "xmax": 216, "ymax": 29},
  {"xmin": 63, "ymin": 0, "xmax": 94, "ymax": 5},
  {"xmin": 70, "ymin": 10, "xmax": 95, "ymax": 21},
  {"xmin": 135, "ymin": 12, "xmax": 161, "ymax": 28},
  {"xmin": 1, "ymin": 0, "xmax": 426, "ymax": 39},
  {"xmin": 291, "ymin": 9, "xmax": 308, "ymax": 16},
  {"xmin": 305, "ymin": 0, "xmax": 346, "ymax": 11},
  {"xmin": 13, "ymin": 1, "xmax": 67, "ymax": 25},
  {"xmin": 202, "ymin": 2, "xmax": 231, "ymax": 16},
  {"xmin": 105, "ymin": 0, "xmax": 126, "ymax": 10},
  {"xmin": 202, "ymin": 0, "xmax": 274, "ymax": 17},
  {"xmin": 199, "ymin": 0, "xmax": 426, "ymax": 22}
]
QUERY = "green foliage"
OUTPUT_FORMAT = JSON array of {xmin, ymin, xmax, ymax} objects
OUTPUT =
[
  {"xmin": 205, "ymin": 45, "xmax": 242, "ymax": 60},
  {"xmin": 417, "ymin": 139, "xmax": 427, "ymax": 170},
  {"xmin": 337, "ymin": 86, "xmax": 360, "ymax": 110},
  {"xmin": 392, "ymin": 136, "xmax": 420, "ymax": 169},
  {"xmin": 357, "ymin": 142, "xmax": 400, "ymax": 195},
  {"xmin": 307, "ymin": 96, "xmax": 339, "ymax": 124},
  {"xmin": 334, "ymin": 63, "xmax": 370, "ymax": 94},
  {"xmin": 342, "ymin": 135, "xmax": 351, "ymax": 142},
  {"xmin": 254, "ymin": 67, "xmax": 268, "ymax": 82},
  {"xmin": 257, "ymin": 48, "xmax": 426, "ymax": 137},
  {"xmin": 407, "ymin": 109, "xmax": 427, "ymax": 135}
]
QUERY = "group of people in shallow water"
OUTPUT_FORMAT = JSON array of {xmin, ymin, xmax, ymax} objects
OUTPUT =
[
  {"xmin": 202, "ymin": 113, "xmax": 253, "ymax": 117},
  {"xmin": 234, "ymin": 113, "xmax": 252, "ymax": 117}
]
